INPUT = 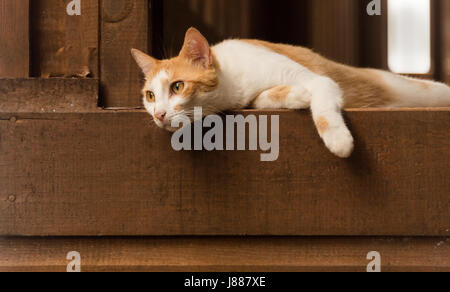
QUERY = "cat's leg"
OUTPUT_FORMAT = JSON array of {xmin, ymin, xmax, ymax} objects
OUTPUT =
[
  {"xmin": 251, "ymin": 85, "xmax": 311, "ymax": 110},
  {"xmin": 305, "ymin": 76, "xmax": 354, "ymax": 158},
  {"xmin": 252, "ymin": 80, "xmax": 353, "ymax": 158}
]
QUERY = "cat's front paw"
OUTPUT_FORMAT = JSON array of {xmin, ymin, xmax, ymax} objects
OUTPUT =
[{"xmin": 322, "ymin": 128, "xmax": 354, "ymax": 158}]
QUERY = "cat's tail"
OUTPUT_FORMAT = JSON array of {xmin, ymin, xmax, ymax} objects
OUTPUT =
[{"xmin": 378, "ymin": 70, "xmax": 450, "ymax": 107}]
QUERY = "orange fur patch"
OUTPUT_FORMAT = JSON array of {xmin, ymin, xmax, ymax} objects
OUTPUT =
[
  {"xmin": 268, "ymin": 86, "xmax": 291, "ymax": 101},
  {"xmin": 316, "ymin": 116, "xmax": 329, "ymax": 135},
  {"xmin": 419, "ymin": 80, "xmax": 431, "ymax": 89}
]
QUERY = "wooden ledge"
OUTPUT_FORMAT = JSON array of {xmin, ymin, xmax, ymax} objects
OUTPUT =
[
  {"xmin": 0, "ymin": 237, "xmax": 448, "ymax": 272},
  {"xmin": 0, "ymin": 110, "xmax": 448, "ymax": 236},
  {"xmin": 0, "ymin": 78, "xmax": 100, "ymax": 113}
]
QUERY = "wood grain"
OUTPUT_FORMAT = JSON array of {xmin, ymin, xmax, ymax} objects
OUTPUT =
[
  {"xmin": 442, "ymin": 0, "xmax": 450, "ymax": 84},
  {"xmin": 359, "ymin": 0, "xmax": 388, "ymax": 69},
  {"xmin": 0, "ymin": 237, "xmax": 448, "ymax": 272},
  {"xmin": 100, "ymin": 0, "xmax": 149, "ymax": 108},
  {"xmin": 0, "ymin": 78, "xmax": 99, "ymax": 113},
  {"xmin": 65, "ymin": 0, "xmax": 99, "ymax": 78},
  {"xmin": 309, "ymin": 0, "xmax": 359, "ymax": 66},
  {"xmin": 0, "ymin": 109, "xmax": 448, "ymax": 236},
  {"xmin": 161, "ymin": 0, "xmax": 309, "ymax": 58},
  {"xmin": 30, "ymin": 0, "xmax": 99, "ymax": 78},
  {"xmin": 0, "ymin": 0, "xmax": 29, "ymax": 77}
]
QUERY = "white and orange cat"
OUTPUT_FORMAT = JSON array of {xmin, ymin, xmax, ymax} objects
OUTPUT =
[{"xmin": 132, "ymin": 27, "xmax": 450, "ymax": 158}]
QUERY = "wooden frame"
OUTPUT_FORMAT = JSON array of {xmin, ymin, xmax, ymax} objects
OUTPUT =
[
  {"xmin": 0, "ymin": 104, "xmax": 449, "ymax": 237},
  {"xmin": 0, "ymin": 0, "xmax": 29, "ymax": 77},
  {"xmin": 0, "ymin": 0, "xmax": 448, "ymax": 272},
  {"xmin": 1, "ymin": 237, "xmax": 449, "ymax": 272}
]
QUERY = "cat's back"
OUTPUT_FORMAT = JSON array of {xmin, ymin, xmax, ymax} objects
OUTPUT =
[
  {"xmin": 212, "ymin": 39, "xmax": 316, "ymax": 90},
  {"xmin": 215, "ymin": 39, "xmax": 333, "ymax": 74},
  {"xmin": 222, "ymin": 40, "xmax": 398, "ymax": 107}
]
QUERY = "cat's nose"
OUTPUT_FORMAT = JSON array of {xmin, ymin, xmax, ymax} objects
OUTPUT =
[{"xmin": 155, "ymin": 110, "xmax": 167, "ymax": 122}]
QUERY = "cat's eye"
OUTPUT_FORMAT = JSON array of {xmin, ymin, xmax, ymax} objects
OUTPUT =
[
  {"xmin": 145, "ymin": 91, "xmax": 155, "ymax": 102},
  {"xmin": 171, "ymin": 81, "xmax": 185, "ymax": 94}
]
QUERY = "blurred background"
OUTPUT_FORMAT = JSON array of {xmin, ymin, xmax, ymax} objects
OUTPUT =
[{"xmin": 155, "ymin": 0, "xmax": 450, "ymax": 83}]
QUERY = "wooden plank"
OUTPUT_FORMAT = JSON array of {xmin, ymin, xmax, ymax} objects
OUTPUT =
[
  {"xmin": 359, "ymin": 0, "xmax": 388, "ymax": 69},
  {"xmin": 0, "ymin": 78, "xmax": 99, "ymax": 113},
  {"xmin": 65, "ymin": 0, "xmax": 99, "ymax": 78},
  {"xmin": 0, "ymin": 109, "xmax": 449, "ymax": 236},
  {"xmin": 0, "ymin": 237, "xmax": 448, "ymax": 272},
  {"xmin": 100, "ymin": 0, "xmax": 149, "ymax": 108},
  {"xmin": 442, "ymin": 0, "xmax": 450, "ymax": 84},
  {"xmin": 0, "ymin": 0, "xmax": 29, "ymax": 77},
  {"xmin": 309, "ymin": 0, "xmax": 359, "ymax": 66},
  {"xmin": 30, "ymin": 0, "xmax": 99, "ymax": 78}
]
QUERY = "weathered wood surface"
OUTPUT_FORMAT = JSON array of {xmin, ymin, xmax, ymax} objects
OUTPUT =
[
  {"xmin": 0, "ymin": 109, "xmax": 449, "ymax": 236},
  {"xmin": 309, "ymin": 0, "xmax": 359, "ymax": 66},
  {"xmin": 0, "ymin": 79, "xmax": 99, "ymax": 113},
  {"xmin": 0, "ymin": 0, "xmax": 29, "ymax": 77},
  {"xmin": 101, "ymin": 0, "xmax": 149, "ymax": 108},
  {"xmin": 442, "ymin": 0, "xmax": 450, "ymax": 84},
  {"xmin": 0, "ymin": 237, "xmax": 448, "ymax": 272},
  {"xmin": 30, "ymin": 0, "xmax": 99, "ymax": 78}
]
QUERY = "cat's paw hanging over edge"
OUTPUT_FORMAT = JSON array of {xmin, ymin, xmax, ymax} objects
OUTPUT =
[{"xmin": 323, "ymin": 128, "xmax": 355, "ymax": 158}]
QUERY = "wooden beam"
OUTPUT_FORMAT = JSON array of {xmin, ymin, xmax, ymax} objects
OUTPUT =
[
  {"xmin": 0, "ymin": 0, "xmax": 29, "ymax": 77},
  {"xmin": 0, "ymin": 109, "xmax": 449, "ymax": 236},
  {"xmin": 65, "ymin": 0, "xmax": 100, "ymax": 78},
  {"xmin": 309, "ymin": 0, "xmax": 360, "ymax": 66},
  {"xmin": 0, "ymin": 237, "xmax": 448, "ymax": 272},
  {"xmin": 359, "ymin": 0, "xmax": 388, "ymax": 69},
  {"xmin": 0, "ymin": 78, "xmax": 99, "ymax": 113},
  {"xmin": 100, "ymin": 0, "xmax": 149, "ymax": 108},
  {"xmin": 30, "ymin": 0, "xmax": 99, "ymax": 78},
  {"xmin": 442, "ymin": 0, "xmax": 450, "ymax": 84}
]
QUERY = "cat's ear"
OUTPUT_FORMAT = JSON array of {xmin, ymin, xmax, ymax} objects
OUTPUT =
[
  {"xmin": 179, "ymin": 27, "xmax": 212, "ymax": 68},
  {"xmin": 131, "ymin": 49, "xmax": 156, "ymax": 75}
]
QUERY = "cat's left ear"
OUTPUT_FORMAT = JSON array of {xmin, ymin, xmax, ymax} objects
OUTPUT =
[
  {"xmin": 180, "ymin": 27, "xmax": 212, "ymax": 68},
  {"xmin": 131, "ymin": 49, "xmax": 157, "ymax": 75}
]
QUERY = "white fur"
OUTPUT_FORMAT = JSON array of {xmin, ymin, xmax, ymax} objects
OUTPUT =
[
  {"xmin": 143, "ymin": 70, "xmax": 190, "ymax": 130},
  {"xmin": 371, "ymin": 69, "xmax": 450, "ymax": 107},
  {"xmin": 211, "ymin": 40, "xmax": 354, "ymax": 157}
]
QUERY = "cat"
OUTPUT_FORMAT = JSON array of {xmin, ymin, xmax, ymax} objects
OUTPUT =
[{"xmin": 131, "ymin": 27, "xmax": 450, "ymax": 158}]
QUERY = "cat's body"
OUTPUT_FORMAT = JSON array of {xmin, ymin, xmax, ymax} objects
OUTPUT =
[{"xmin": 132, "ymin": 28, "xmax": 450, "ymax": 158}]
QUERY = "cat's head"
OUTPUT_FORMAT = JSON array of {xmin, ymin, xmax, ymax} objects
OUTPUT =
[{"xmin": 131, "ymin": 27, "xmax": 219, "ymax": 131}]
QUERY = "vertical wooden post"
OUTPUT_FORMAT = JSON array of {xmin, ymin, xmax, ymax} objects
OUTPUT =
[
  {"xmin": 100, "ymin": 0, "xmax": 149, "ymax": 108},
  {"xmin": 0, "ymin": 0, "xmax": 29, "ymax": 77},
  {"xmin": 309, "ymin": 0, "xmax": 360, "ymax": 66},
  {"xmin": 30, "ymin": 0, "xmax": 99, "ymax": 78},
  {"xmin": 359, "ymin": 0, "xmax": 388, "ymax": 70},
  {"xmin": 65, "ymin": 0, "xmax": 100, "ymax": 78},
  {"xmin": 442, "ymin": 0, "xmax": 450, "ymax": 84}
]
